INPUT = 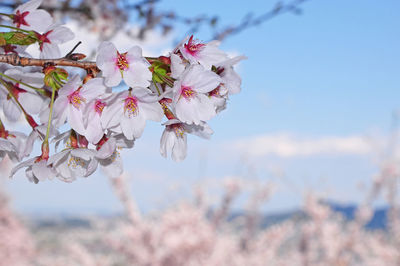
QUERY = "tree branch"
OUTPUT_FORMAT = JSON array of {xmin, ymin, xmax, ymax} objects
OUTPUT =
[{"xmin": 0, "ymin": 53, "xmax": 98, "ymax": 70}]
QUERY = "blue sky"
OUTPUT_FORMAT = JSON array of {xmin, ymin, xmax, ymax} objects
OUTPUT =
[{"xmin": 4, "ymin": 0, "xmax": 400, "ymax": 215}]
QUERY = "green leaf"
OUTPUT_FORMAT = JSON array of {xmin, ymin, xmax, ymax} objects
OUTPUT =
[
  {"xmin": 152, "ymin": 73, "xmax": 164, "ymax": 84},
  {"xmin": 0, "ymin": 32, "xmax": 37, "ymax": 45},
  {"xmin": 154, "ymin": 67, "xmax": 167, "ymax": 76}
]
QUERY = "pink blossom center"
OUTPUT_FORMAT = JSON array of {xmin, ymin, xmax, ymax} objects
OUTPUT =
[
  {"xmin": 68, "ymin": 90, "xmax": 86, "ymax": 109},
  {"xmin": 94, "ymin": 100, "xmax": 106, "ymax": 115},
  {"xmin": 170, "ymin": 124, "xmax": 185, "ymax": 138},
  {"xmin": 13, "ymin": 10, "xmax": 30, "ymax": 28},
  {"xmin": 184, "ymin": 35, "xmax": 205, "ymax": 56},
  {"xmin": 209, "ymin": 87, "xmax": 220, "ymax": 97},
  {"xmin": 2, "ymin": 44, "xmax": 17, "ymax": 54},
  {"xmin": 116, "ymin": 51, "xmax": 129, "ymax": 71},
  {"xmin": 180, "ymin": 86, "xmax": 196, "ymax": 101},
  {"xmin": 35, "ymin": 30, "xmax": 53, "ymax": 51},
  {"xmin": 7, "ymin": 83, "xmax": 26, "ymax": 100},
  {"xmin": 124, "ymin": 96, "xmax": 138, "ymax": 117}
]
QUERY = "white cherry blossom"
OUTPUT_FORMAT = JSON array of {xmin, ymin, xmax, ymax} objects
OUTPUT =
[
  {"xmin": 101, "ymin": 88, "xmax": 163, "ymax": 140},
  {"xmin": 178, "ymin": 35, "xmax": 228, "ymax": 70},
  {"xmin": 83, "ymin": 93, "xmax": 113, "ymax": 144},
  {"xmin": 36, "ymin": 24, "xmax": 75, "ymax": 59},
  {"xmin": 96, "ymin": 134, "xmax": 134, "ymax": 178},
  {"xmin": 172, "ymin": 64, "xmax": 221, "ymax": 125},
  {"xmin": 215, "ymin": 56, "xmax": 246, "ymax": 95},
  {"xmin": 96, "ymin": 41, "xmax": 152, "ymax": 88},
  {"xmin": 0, "ymin": 68, "xmax": 45, "ymax": 122},
  {"xmin": 48, "ymin": 147, "xmax": 98, "ymax": 182},
  {"xmin": 53, "ymin": 76, "xmax": 106, "ymax": 136},
  {"xmin": 160, "ymin": 119, "xmax": 213, "ymax": 162},
  {"xmin": 11, "ymin": 0, "xmax": 52, "ymax": 32},
  {"xmin": 0, "ymin": 131, "xmax": 27, "ymax": 162},
  {"xmin": 10, "ymin": 157, "xmax": 56, "ymax": 183}
]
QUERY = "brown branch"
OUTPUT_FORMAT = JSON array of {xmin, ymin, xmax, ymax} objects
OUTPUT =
[{"xmin": 0, "ymin": 53, "xmax": 98, "ymax": 71}]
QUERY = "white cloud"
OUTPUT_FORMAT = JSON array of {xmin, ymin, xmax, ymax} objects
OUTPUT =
[{"xmin": 228, "ymin": 133, "xmax": 374, "ymax": 158}]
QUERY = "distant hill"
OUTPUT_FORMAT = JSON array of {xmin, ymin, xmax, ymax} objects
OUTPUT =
[{"xmin": 29, "ymin": 202, "xmax": 390, "ymax": 231}]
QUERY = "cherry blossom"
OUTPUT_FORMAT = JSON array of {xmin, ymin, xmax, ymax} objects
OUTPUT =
[
  {"xmin": 83, "ymin": 94, "xmax": 112, "ymax": 144},
  {"xmin": 0, "ymin": 68, "xmax": 45, "ymax": 122},
  {"xmin": 36, "ymin": 24, "xmax": 75, "ymax": 59},
  {"xmin": 0, "ymin": 0, "xmax": 244, "ymax": 181},
  {"xmin": 172, "ymin": 64, "xmax": 221, "ymax": 125},
  {"xmin": 0, "ymin": 131, "xmax": 27, "ymax": 162},
  {"xmin": 48, "ymin": 147, "xmax": 98, "ymax": 182},
  {"xmin": 101, "ymin": 88, "xmax": 163, "ymax": 140},
  {"xmin": 215, "ymin": 56, "xmax": 246, "ymax": 95},
  {"xmin": 178, "ymin": 35, "xmax": 228, "ymax": 70},
  {"xmin": 11, "ymin": 0, "xmax": 52, "ymax": 32},
  {"xmin": 96, "ymin": 134, "xmax": 134, "ymax": 178},
  {"xmin": 96, "ymin": 42, "xmax": 152, "ymax": 88},
  {"xmin": 160, "ymin": 119, "xmax": 213, "ymax": 162},
  {"xmin": 10, "ymin": 157, "xmax": 56, "ymax": 183},
  {"xmin": 53, "ymin": 76, "xmax": 107, "ymax": 136}
]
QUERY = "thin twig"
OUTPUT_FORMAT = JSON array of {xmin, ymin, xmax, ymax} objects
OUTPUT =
[{"xmin": 0, "ymin": 53, "xmax": 98, "ymax": 70}]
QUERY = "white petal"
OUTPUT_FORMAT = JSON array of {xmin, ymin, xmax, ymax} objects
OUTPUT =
[
  {"xmin": 170, "ymin": 54, "xmax": 186, "ymax": 78},
  {"xmin": 80, "ymin": 78, "xmax": 106, "ymax": 101},
  {"xmin": 172, "ymin": 135, "xmax": 187, "ymax": 162},
  {"xmin": 100, "ymin": 156, "xmax": 123, "ymax": 178},
  {"xmin": 40, "ymin": 43, "xmax": 61, "ymax": 59},
  {"xmin": 32, "ymin": 160, "xmax": 55, "ymax": 181},
  {"xmin": 58, "ymin": 75, "xmax": 81, "ymax": 97},
  {"xmin": 71, "ymin": 148, "xmax": 96, "ymax": 161},
  {"xmin": 47, "ymin": 26, "xmax": 74, "ymax": 44},
  {"xmin": 96, "ymin": 137, "xmax": 116, "ymax": 159},
  {"xmin": 85, "ymin": 115, "xmax": 104, "ymax": 144},
  {"xmin": 140, "ymin": 102, "xmax": 163, "ymax": 122},
  {"xmin": 120, "ymin": 116, "xmax": 135, "ymax": 140},
  {"xmin": 23, "ymin": 10, "xmax": 53, "ymax": 32},
  {"xmin": 124, "ymin": 61, "xmax": 152, "ymax": 88},
  {"xmin": 19, "ymin": 92, "xmax": 44, "ymax": 114},
  {"xmin": 67, "ymin": 106, "xmax": 85, "ymax": 135},
  {"xmin": 101, "ymin": 100, "xmax": 123, "ymax": 129},
  {"xmin": 183, "ymin": 65, "xmax": 221, "ymax": 93},
  {"xmin": 160, "ymin": 129, "xmax": 174, "ymax": 158},
  {"xmin": 3, "ymin": 99, "xmax": 21, "ymax": 122},
  {"xmin": 48, "ymin": 149, "xmax": 70, "ymax": 166},
  {"xmin": 16, "ymin": 0, "xmax": 42, "ymax": 13},
  {"xmin": 185, "ymin": 122, "xmax": 213, "ymax": 139},
  {"xmin": 96, "ymin": 42, "xmax": 121, "ymax": 87},
  {"xmin": 84, "ymin": 158, "xmax": 98, "ymax": 177},
  {"xmin": 10, "ymin": 157, "xmax": 36, "ymax": 178}
]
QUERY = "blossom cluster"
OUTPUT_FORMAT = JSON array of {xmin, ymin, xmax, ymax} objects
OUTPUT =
[{"xmin": 0, "ymin": 0, "xmax": 244, "ymax": 183}]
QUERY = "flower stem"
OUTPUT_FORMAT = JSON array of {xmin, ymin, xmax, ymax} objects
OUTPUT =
[
  {"xmin": 153, "ymin": 80, "xmax": 161, "ymax": 96},
  {"xmin": 0, "ymin": 118, "xmax": 4, "ymax": 132},
  {"xmin": 0, "ymin": 72, "xmax": 48, "ymax": 96},
  {"xmin": 0, "ymin": 13, "xmax": 12, "ymax": 18},
  {"xmin": 44, "ymin": 85, "xmax": 56, "ymax": 145},
  {"xmin": 0, "ymin": 77, "xmax": 38, "ymax": 129},
  {"xmin": 0, "ymin": 24, "xmax": 33, "ymax": 34}
]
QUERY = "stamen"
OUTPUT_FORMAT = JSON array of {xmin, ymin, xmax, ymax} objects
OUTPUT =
[
  {"xmin": 170, "ymin": 124, "xmax": 185, "ymax": 138},
  {"xmin": 184, "ymin": 35, "xmax": 205, "ymax": 56},
  {"xmin": 116, "ymin": 51, "xmax": 129, "ymax": 71},
  {"xmin": 68, "ymin": 90, "xmax": 86, "ymax": 109},
  {"xmin": 124, "ymin": 96, "xmax": 139, "ymax": 117},
  {"xmin": 67, "ymin": 156, "xmax": 86, "ymax": 169},
  {"xmin": 94, "ymin": 100, "xmax": 106, "ymax": 115},
  {"xmin": 180, "ymin": 86, "xmax": 196, "ymax": 101}
]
